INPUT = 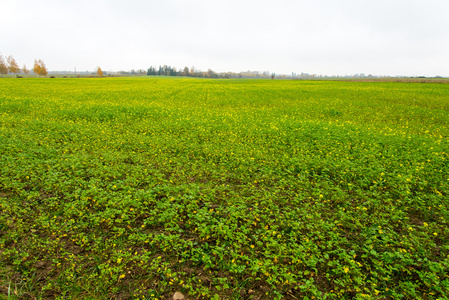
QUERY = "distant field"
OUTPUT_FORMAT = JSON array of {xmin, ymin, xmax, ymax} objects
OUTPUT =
[{"xmin": 0, "ymin": 77, "xmax": 448, "ymax": 299}]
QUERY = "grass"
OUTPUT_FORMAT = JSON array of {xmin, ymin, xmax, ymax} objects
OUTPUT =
[{"xmin": 0, "ymin": 77, "xmax": 448, "ymax": 299}]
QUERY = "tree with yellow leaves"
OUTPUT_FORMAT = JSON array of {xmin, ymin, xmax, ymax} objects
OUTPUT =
[
  {"xmin": 39, "ymin": 59, "xmax": 48, "ymax": 77},
  {"xmin": 7, "ymin": 55, "xmax": 20, "ymax": 77},
  {"xmin": 33, "ymin": 59, "xmax": 48, "ymax": 77},
  {"xmin": 32, "ymin": 59, "xmax": 41, "ymax": 77},
  {"xmin": 96, "ymin": 66, "xmax": 103, "ymax": 77}
]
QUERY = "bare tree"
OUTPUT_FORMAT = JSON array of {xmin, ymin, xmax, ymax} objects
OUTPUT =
[{"xmin": 22, "ymin": 64, "xmax": 30, "ymax": 75}]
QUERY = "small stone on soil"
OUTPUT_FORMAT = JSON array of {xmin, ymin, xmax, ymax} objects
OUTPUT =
[{"xmin": 173, "ymin": 291, "xmax": 185, "ymax": 300}]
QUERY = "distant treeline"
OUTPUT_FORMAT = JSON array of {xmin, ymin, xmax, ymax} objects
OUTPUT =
[{"xmin": 146, "ymin": 65, "xmax": 274, "ymax": 79}]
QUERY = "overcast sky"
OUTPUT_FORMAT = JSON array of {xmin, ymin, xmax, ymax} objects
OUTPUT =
[{"xmin": 1, "ymin": 0, "xmax": 448, "ymax": 76}]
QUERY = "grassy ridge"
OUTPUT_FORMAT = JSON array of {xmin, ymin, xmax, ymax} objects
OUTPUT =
[{"xmin": 0, "ymin": 77, "xmax": 448, "ymax": 299}]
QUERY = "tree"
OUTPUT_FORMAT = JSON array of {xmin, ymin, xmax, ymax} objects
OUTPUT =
[
  {"xmin": 0, "ymin": 55, "xmax": 7, "ymax": 77},
  {"xmin": 22, "ymin": 64, "xmax": 30, "ymax": 75},
  {"xmin": 33, "ymin": 59, "xmax": 47, "ymax": 77},
  {"xmin": 147, "ymin": 66, "xmax": 156, "ymax": 75},
  {"xmin": 38, "ymin": 60, "xmax": 48, "ymax": 77},
  {"xmin": 32, "ymin": 59, "xmax": 42, "ymax": 77},
  {"xmin": 206, "ymin": 69, "xmax": 218, "ymax": 78},
  {"xmin": 182, "ymin": 67, "xmax": 189, "ymax": 76},
  {"xmin": 7, "ymin": 55, "xmax": 20, "ymax": 77},
  {"xmin": 96, "ymin": 66, "xmax": 103, "ymax": 77}
]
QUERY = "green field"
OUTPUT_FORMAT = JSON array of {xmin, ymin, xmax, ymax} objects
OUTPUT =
[{"xmin": 0, "ymin": 77, "xmax": 448, "ymax": 299}]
